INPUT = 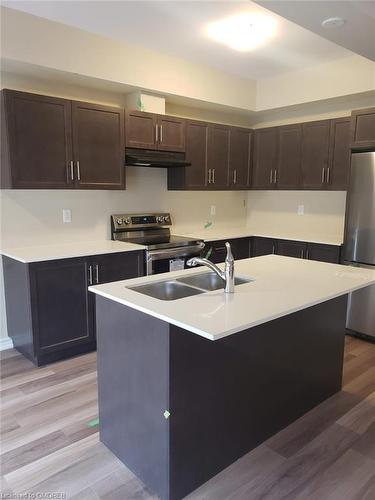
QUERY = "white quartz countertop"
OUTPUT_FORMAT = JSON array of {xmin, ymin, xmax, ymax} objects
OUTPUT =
[
  {"xmin": 89, "ymin": 255, "xmax": 375, "ymax": 341},
  {"xmin": 175, "ymin": 227, "xmax": 343, "ymax": 245},
  {"xmin": 1, "ymin": 240, "xmax": 145, "ymax": 263}
]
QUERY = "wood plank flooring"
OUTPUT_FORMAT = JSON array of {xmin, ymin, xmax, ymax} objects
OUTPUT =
[{"xmin": 1, "ymin": 335, "xmax": 374, "ymax": 499}]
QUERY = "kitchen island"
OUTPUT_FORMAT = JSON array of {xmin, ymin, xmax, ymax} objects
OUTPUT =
[{"xmin": 89, "ymin": 255, "xmax": 375, "ymax": 500}]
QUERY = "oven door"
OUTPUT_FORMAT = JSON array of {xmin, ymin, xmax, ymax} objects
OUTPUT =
[{"xmin": 146, "ymin": 243, "xmax": 205, "ymax": 275}]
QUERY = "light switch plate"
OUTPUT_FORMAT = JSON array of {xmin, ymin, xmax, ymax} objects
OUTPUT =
[
  {"xmin": 210, "ymin": 205, "xmax": 216, "ymax": 216},
  {"xmin": 62, "ymin": 209, "xmax": 72, "ymax": 223},
  {"xmin": 297, "ymin": 205, "xmax": 304, "ymax": 216}
]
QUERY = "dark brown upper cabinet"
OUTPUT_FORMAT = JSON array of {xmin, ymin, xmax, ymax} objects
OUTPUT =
[
  {"xmin": 276, "ymin": 124, "xmax": 302, "ymax": 189},
  {"xmin": 252, "ymin": 127, "xmax": 278, "ymax": 189},
  {"xmin": 158, "ymin": 115, "xmax": 185, "ymax": 152},
  {"xmin": 168, "ymin": 121, "xmax": 252, "ymax": 191},
  {"xmin": 327, "ymin": 117, "xmax": 351, "ymax": 190},
  {"xmin": 207, "ymin": 124, "xmax": 230, "ymax": 189},
  {"xmin": 301, "ymin": 120, "xmax": 331, "ymax": 189},
  {"xmin": 168, "ymin": 120, "xmax": 208, "ymax": 190},
  {"xmin": 125, "ymin": 111, "xmax": 158, "ymax": 149},
  {"xmin": 350, "ymin": 107, "xmax": 375, "ymax": 150},
  {"xmin": 1, "ymin": 90, "xmax": 125, "ymax": 190},
  {"xmin": 229, "ymin": 127, "xmax": 252, "ymax": 189},
  {"xmin": 1, "ymin": 90, "xmax": 73, "ymax": 189},
  {"xmin": 72, "ymin": 101, "xmax": 125, "ymax": 189},
  {"xmin": 125, "ymin": 111, "xmax": 185, "ymax": 152}
]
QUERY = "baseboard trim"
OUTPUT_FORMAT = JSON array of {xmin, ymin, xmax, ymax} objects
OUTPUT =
[{"xmin": 0, "ymin": 337, "xmax": 14, "ymax": 351}]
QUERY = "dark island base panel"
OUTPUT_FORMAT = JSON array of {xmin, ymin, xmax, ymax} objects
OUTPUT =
[{"xmin": 95, "ymin": 295, "xmax": 347, "ymax": 500}]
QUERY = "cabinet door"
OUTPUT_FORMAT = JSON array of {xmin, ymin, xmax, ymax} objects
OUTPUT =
[
  {"xmin": 328, "ymin": 118, "xmax": 351, "ymax": 190},
  {"xmin": 277, "ymin": 240, "xmax": 306, "ymax": 259},
  {"xmin": 277, "ymin": 124, "xmax": 302, "ymax": 189},
  {"xmin": 168, "ymin": 120, "xmax": 208, "ymax": 189},
  {"xmin": 204, "ymin": 238, "xmax": 250, "ymax": 264},
  {"xmin": 301, "ymin": 120, "xmax": 331, "ymax": 189},
  {"xmin": 125, "ymin": 110, "xmax": 157, "ymax": 149},
  {"xmin": 207, "ymin": 125, "xmax": 230, "ymax": 189},
  {"xmin": 251, "ymin": 237, "xmax": 276, "ymax": 257},
  {"xmin": 350, "ymin": 107, "xmax": 375, "ymax": 150},
  {"xmin": 2, "ymin": 90, "xmax": 73, "ymax": 189},
  {"xmin": 91, "ymin": 251, "xmax": 144, "ymax": 284},
  {"xmin": 30, "ymin": 258, "xmax": 95, "ymax": 354},
  {"xmin": 158, "ymin": 115, "xmax": 185, "ymax": 152},
  {"xmin": 252, "ymin": 128, "xmax": 277, "ymax": 189},
  {"xmin": 306, "ymin": 243, "xmax": 340, "ymax": 263},
  {"xmin": 72, "ymin": 101, "xmax": 125, "ymax": 189},
  {"xmin": 229, "ymin": 127, "xmax": 252, "ymax": 189}
]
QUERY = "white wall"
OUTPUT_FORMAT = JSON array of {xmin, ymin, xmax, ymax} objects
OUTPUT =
[
  {"xmin": 1, "ymin": 6, "xmax": 257, "ymax": 112},
  {"xmin": 246, "ymin": 191, "xmax": 346, "ymax": 242},
  {"xmin": 0, "ymin": 171, "xmax": 247, "ymax": 249},
  {"xmin": 256, "ymin": 55, "xmax": 375, "ymax": 111}
]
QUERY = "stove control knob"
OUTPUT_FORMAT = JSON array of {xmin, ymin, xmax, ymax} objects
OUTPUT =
[
  {"xmin": 164, "ymin": 215, "xmax": 170, "ymax": 223},
  {"xmin": 157, "ymin": 216, "xmax": 164, "ymax": 223},
  {"xmin": 116, "ymin": 218, "xmax": 123, "ymax": 225},
  {"xmin": 124, "ymin": 218, "xmax": 131, "ymax": 225}
]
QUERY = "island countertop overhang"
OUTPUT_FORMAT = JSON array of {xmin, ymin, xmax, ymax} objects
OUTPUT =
[{"xmin": 89, "ymin": 255, "xmax": 375, "ymax": 341}]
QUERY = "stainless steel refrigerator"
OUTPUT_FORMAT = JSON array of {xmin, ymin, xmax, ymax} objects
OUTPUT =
[{"xmin": 343, "ymin": 151, "xmax": 375, "ymax": 340}]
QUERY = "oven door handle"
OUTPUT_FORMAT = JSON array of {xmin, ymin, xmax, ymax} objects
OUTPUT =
[{"xmin": 147, "ymin": 243, "xmax": 205, "ymax": 261}]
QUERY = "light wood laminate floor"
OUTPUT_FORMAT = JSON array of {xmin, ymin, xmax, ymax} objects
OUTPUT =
[{"xmin": 1, "ymin": 335, "xmax": 374, "ymax": 500}]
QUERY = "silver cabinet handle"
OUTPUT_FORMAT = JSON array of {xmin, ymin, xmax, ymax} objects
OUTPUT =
[
  {"xmin": 208, "ymin": 169, "xmax": 211, "ymax": 184},
  {"xmin": 270, "ymin": 169, "xmax": 273, "ymax": 184},
  {"xmin": 233, "ymin": 169, "xmax": 237, "ymax": 184},
  {"xmin": 160, "ymin": 124, "xmax": 163, "ymax": 143},
  {"xmin": 155, "ymin": 124, "xmax": 159, "ymax": 143},
  {"xmin": 300, "ymin": 249, "xmax": 304, "ymax": 259},
  {"xmin": 274, "ymin": 169, "xmax": 277, "ymax": 184},
  {"xmin": 326, "ymin": 167, "xmax": 330, "ymax": 184},
  {"xmin": 95, "ymin": 264, "xmax": 99, "ymax": 284},
  {"xmin": 76, "ymin": 161, "xmax": 81, "ymax": 181},
  {"xmin": 212, "ymin": 168, "xmax": 215, "ymax": 184},
  {"xmin": 69, "ymin": 160, "xmax": 74, "ymax": 181},
  {"xmin": 88, "ymin": 265, "xmax": 93, "ymax": 285},
  {"xmin": 272, "ymin": 244, "xmax": 276, "ymax": 254},
  {"xmin": 321, "ymin": 167, "xmax": 325, "ymax": 184},
  {"xmin": 306, "ymin": 249, "xmax": 310, "ymax": 259}
]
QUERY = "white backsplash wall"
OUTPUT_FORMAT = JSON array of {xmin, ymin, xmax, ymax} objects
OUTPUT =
[
  {"xmin": 0, "ymin": 168, "xmax": 247, "ymax": 248},
  {"xmin": 246, "ymin": 190, "xmax": 347, "ymax": 242}
]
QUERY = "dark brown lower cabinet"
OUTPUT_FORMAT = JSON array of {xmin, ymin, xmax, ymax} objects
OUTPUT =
[
  {"xmin": 306, "ymin": 243, "xmax": 341, "ymax": 263},
  {"xmin": 202, "ymin": 238, "xmax": 251, "ymax": 263},
  {"xmin": 251, "ymin": 237, "xmax": 340, "ymax": 263},
  {"xmin": 277, "ymin": 240, "xmax": 307, "ymax": 259},
  {"xmin": 251, "ymin": 237, "xmax": 277, "ymax": 257},
  {"xmin": 2, "ymin": 250, "xmax": 144, "ymax": 365}
]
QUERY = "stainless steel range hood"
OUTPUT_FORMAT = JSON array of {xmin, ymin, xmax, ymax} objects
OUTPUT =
[{"xmin": 125, "ymin": 148, "xmax": 191, "ymax": 168}]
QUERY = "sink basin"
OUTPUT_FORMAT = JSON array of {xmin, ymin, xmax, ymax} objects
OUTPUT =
[
  {"xmin": 128, "ymin": 280, "xmax": 204, "ymax": 301},
  {"xmin": 177, "ymin": 272, "xmax": 253, "ymax": 291}
]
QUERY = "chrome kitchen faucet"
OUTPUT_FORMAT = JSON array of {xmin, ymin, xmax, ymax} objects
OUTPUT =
[{"xmin": 187, "ymin": 242, "xmax": 235, "ymax": 293}]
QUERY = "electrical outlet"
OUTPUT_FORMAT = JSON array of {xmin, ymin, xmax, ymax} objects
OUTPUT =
[
  {"xmin": 210, "ymin": 205, "xmax": 216, "ymax": 216},
  {"xmin": 62, "ymin": 209, "xmax": 72, "ymax": 223},
  {"xmin": 297, "ymin": 205, "xmax": 304, "ymax": 216}
]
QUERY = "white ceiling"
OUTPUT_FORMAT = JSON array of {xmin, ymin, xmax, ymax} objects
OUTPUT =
[
  {"xmin": 3, "ymin": 1, "xmax": 356, "ymax": 80},
  {"xmin": 256, "ymin": 1, "xmax": 375, "ymax": 62}
]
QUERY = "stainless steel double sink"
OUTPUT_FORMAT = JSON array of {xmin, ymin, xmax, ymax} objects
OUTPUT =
[{"xmin": 128, "ymin": 272, "xmax": 253, "ymax": 301}]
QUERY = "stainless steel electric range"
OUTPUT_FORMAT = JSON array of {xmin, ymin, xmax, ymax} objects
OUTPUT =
[{"xmin": 111, "ymin": 213, "xmax": 205, "ymax": 275}]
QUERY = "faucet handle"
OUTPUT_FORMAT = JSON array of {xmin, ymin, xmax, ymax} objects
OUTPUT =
[{"xmin": 225, "ymin": 242, "xmax": 234, "ymax": 262}]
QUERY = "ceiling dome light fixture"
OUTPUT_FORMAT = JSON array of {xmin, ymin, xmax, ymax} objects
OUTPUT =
[
  {"xmin": 321, "ymin": 17, "xmax": 346, "ymax": 28},
  {"xmin": 205, "ymin": 12, "xmax": 276, "ymax": 52}
]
